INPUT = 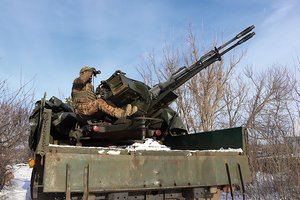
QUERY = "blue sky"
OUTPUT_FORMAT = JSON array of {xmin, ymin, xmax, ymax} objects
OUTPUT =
[{"xmin": 0, "ymin": 0, "xmax": 299, "ymax": 100}]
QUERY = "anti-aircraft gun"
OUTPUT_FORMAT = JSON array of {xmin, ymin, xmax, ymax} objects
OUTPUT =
[
  {"xmin": 29, "ymin": 25, "xmax": 255, "ymax": 147},
  {"xmin": 88, "ymin": 25, "xmax": 255, "ymax": 143},
  {"xmin": 29, "ymin": 26, "xmax": 255, "ymax": 200}
]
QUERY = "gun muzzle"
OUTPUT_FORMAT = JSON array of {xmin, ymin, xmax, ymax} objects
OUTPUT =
[
  {"xmin": 218, "ymin": 28, "xmax": 255, "ymax": 57},
  {"xmin": 237, "ymin": 32, "xmax": 255, "ymax": 45},
  {"xmin": 217, "ymin": 25, "xmax": 255, "ymax": 52},
  {"xmin": 236, "ymin": 25, "xmax": 255, "ymax": 39}
]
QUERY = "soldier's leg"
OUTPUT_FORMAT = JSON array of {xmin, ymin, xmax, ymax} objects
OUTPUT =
[
  {"xmin": 76, "ymin": 102, "xmax": 99, "ymax": 116},
  {"xmin": 95, "ymin": 99, "xmax": 138, "ymax": 118}
]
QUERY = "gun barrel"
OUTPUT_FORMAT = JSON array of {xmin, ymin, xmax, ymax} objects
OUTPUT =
[
  {"xmin": 238, "ymin": 32, "xmax": 255, "ymax": 45},
  {"xmin": 180, "ymin": 25, "xmax": 255, "ymax": 77},
  {"xmin": 236, "ymin": 25, "xmax": 255, "ymax": 39},
  {"xmin": 219, "ymin": 32, "xmax": 255, "ymax": 57},
  {"xmin": 150, "ymin": 25, "xmax": 255, "ymax": 102},
  {"xmin": 217, "ymin": 25, "xmax": 255, "ymax": 51}
]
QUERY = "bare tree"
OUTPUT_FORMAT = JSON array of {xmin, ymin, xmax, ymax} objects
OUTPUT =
[
  {"xmin": 138, "ymin": 28, "xmax": 245, "ymax": 132},
  {"xmin": 138, "ymin": 27, "xmax": 300, "ymax": 198},
  {"xmin": 0, "ymin": 79, "xmax": 34, "ymax": 189},
  {"xmin": 239, "ymin": 66, "xmax": 299, "ymax": 199},
  {"xmin": 220, "ymin": 75, "xmax": 248, "ymax": 128}
]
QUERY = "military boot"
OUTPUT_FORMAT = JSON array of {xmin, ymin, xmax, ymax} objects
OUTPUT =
[
  {"xmin": 111, "ymin": 104, "xmax": 138, "ymax": 118},
  {"xmin": 124, "ymin": 104, "xmax": 138, "ymax": 116},
  {"xmin": 109, "ymin": 104, "xmax": 138, "ymax": 118},
  {"xmin": 96, "ymin": 99, "xmax": 138, "ymax": 118},
  {"xmin": 101, "ymin": 106, "xmax": 126, "ymax": 118}
]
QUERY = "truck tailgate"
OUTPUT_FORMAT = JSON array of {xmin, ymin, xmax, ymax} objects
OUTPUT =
[{"xmin": 43, "ymin": 146, "xmax": 251, "ymax": 193}]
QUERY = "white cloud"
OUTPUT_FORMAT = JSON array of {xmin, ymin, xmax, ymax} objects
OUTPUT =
[
  {"xmin": 263, "ymin": 0, "xmax": 296, "ymax": 26},
  {"xmin": 242, "ymin": 0, "xmax": 300, "ymax": 68}
]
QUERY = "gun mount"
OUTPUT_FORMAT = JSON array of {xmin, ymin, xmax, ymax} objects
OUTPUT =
[{"xmin": 93, "ymin": 25, "xmax": 255, "ymax": 141}]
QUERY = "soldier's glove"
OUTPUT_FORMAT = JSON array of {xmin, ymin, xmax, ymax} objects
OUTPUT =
[
  {"xmin": 91, "ymin": 68, "xmax": 101, "ymax": 76},
  {"xmin": 93, "ymin": 70, "xmax": 101, "ymax": 75},
  {"xmin": 89, "ymin": 67, "xmax": 96, "ymax": 72}
]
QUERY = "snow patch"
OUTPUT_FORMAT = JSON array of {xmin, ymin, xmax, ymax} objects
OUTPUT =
[
  {"xmin": 0, "ymin": 164, "xmax": 32, "ymax": 200},
  {"xmin": 125, "ymin": 139, "xmax": 171, "ymax": 151},
  {"xmin": 106, "ymin": 150, "xmax": 121, "ymax": 155},
  {"xmin": 200, "ymin": 148, "xmax": 243, "ymax": 153},
  {"xmin": 49, "ymin": 141, "xmax": 242, "ymax": 153},
  {"xmin": 97, "ymin": 150, "xmax": 105, "ymax": 154}
]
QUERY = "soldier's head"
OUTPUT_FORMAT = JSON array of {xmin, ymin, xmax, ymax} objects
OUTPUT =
[{"xmin": 80, "ymin": 66, "xmax": 92, "ymax": 75}]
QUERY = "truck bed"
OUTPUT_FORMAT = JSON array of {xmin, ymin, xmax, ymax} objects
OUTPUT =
[
  {"xmin": 44, "ymin": 144, "xmax": 250, "ymax": 194},
  {"xmin": 31, "ymin": 106, "xmax": 251, "ymax": 199}
]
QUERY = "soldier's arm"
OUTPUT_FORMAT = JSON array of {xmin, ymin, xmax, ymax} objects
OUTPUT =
[
  {"xmin": 79, "ymin": 70, "xmax": 94, "ymax": 83},
  {"xmin": 73, "ymin": 70, "xmax": 94, "ymax": 90}
]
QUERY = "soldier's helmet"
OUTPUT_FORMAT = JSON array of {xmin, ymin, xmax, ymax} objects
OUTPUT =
[{"xmin": 80, "ymin": 66, "xmax": 92, "ymax": 75}]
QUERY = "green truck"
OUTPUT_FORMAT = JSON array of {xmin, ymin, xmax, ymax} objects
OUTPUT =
[{"xmin": 29, "ymin": 26, "xmax": 255, "ymax": 200}]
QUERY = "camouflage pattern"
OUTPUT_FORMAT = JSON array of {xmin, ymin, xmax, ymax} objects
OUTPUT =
[
  {"xmin": 75, "ymin": 98, "xmax": 128, "ymax": 118},
  {"xmin": 72, "ymin": 67, "xmax": 95, "ymax": 103},
  {"xmin": 72, "ymin": 67, "xmax": 137, "ymax": 118}
]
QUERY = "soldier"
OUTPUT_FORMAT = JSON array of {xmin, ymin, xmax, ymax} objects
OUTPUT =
[{"xmin": 72, "ymin": 66, "xmax": 137, "ymax": 118}]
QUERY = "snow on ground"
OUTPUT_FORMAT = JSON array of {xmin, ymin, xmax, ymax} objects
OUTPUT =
[{"xmin": 0, "ymin": 164, "xmax": 32, "ymax": 200}]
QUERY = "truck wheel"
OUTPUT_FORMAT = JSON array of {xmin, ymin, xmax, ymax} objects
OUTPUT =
[
  {"xmin": 30, "ymin": 161, "xmax": 47, "ymax": 200},
  {"xmin": 30, "ymin": 156, "xmax": 50, "ymax": 200}
]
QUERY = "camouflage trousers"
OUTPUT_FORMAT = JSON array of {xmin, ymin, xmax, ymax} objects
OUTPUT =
[{"xmin": 75, "ymin": 99, "xmax": 126, "ymax": 118}]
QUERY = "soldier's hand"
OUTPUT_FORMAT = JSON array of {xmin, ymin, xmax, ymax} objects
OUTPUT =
[
  {"xmin": 91, "ymin": 67, "xmax": 96, "ymax": 72},
  {"xmin": 92, "ymin": 68, "xmax": 101, "ymax": 76}
]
